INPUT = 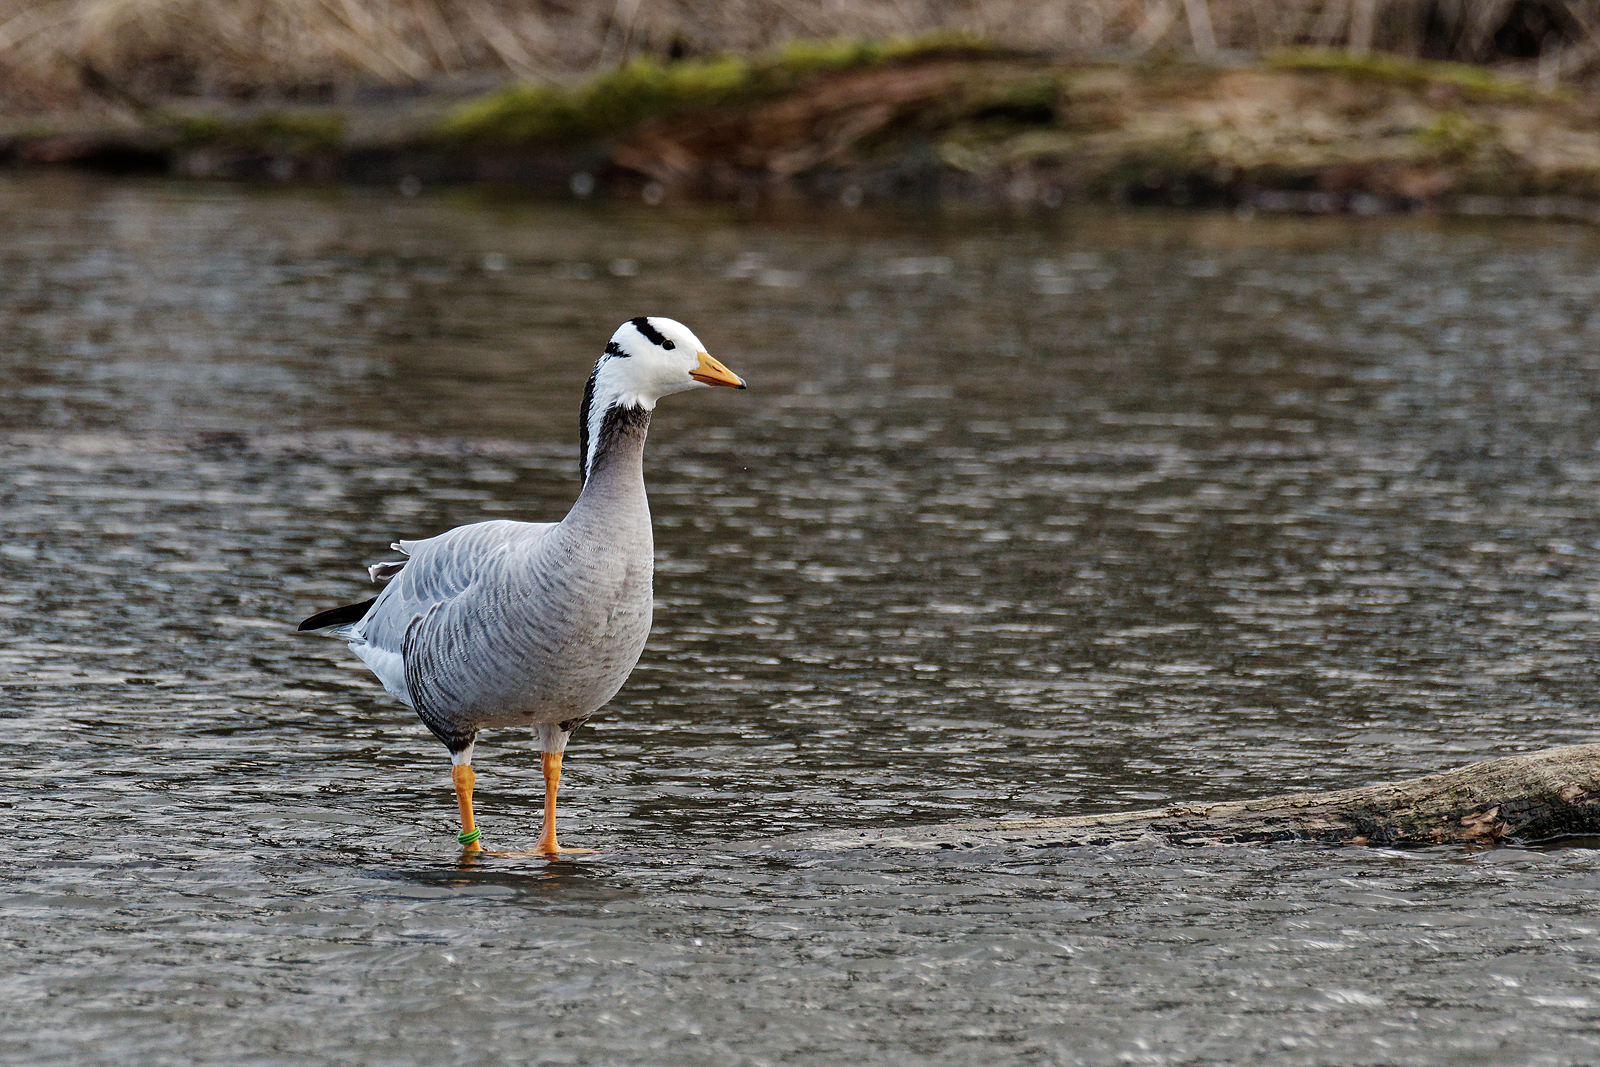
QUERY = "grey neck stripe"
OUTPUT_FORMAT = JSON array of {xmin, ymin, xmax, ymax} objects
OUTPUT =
[
  {"xmin": 579, "ymin": 341, "xmax": 634, "ymax": 484},
  {"xmin": 584, "ymin": 404, "xmax": 651, "ymax": 487}
]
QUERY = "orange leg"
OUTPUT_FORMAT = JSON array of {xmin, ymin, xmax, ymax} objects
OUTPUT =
[
  {"xmin": 452, "ymin": 764, "xmax": 482, "ymax": 853},
  {"xmin": 534, "ymin": 751, "xmax": 562, "ymax": 855}
]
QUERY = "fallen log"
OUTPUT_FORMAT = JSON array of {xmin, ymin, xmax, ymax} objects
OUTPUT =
[{"xmin": 761, "ymin": 744, "xmax": 1600, "ymax": 852}]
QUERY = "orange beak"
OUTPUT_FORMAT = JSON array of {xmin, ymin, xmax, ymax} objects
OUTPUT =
[{"xmin": 690, "ymin": 351, "xmax": 746, "ymax": 389}]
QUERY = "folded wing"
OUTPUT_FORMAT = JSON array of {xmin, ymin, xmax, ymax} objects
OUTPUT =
[{"xmin": 342, "ymin": 520, "xmax": 558, "ymax": 707}]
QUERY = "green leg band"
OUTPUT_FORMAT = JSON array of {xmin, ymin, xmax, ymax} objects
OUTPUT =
[{"xmin": 458, "ymin": 828, "xmax": 482, "ymax": 846}]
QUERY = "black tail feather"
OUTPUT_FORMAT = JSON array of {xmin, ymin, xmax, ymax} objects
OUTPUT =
[{"xmin": 298, "ymin": 597, "xmax": 377, "ymax": 632}]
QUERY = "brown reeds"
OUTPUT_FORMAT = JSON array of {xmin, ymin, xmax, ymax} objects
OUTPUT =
[{"xmin": 4, "ymin": 0, "xmax": 1600, "ymax": 114}]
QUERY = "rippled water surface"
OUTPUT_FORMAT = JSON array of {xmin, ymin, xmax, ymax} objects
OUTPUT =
[{"xmin": 6, "ymin": 175, "xmax": 1600, "ymax": 1065}]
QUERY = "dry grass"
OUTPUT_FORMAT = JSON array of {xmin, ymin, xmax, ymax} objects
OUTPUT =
[
  {"xmin": 4, "ymin": 0, "xmax": 1600, "ymax": 114},
  {"xmin": 582, "ymin": 57, "xmax": 1600, "ymax": 203}
]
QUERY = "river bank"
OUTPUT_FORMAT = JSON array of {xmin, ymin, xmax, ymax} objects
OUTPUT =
[{"xmin": 11, "ymin": 44, "xmax": 1600, "ymax": 215}]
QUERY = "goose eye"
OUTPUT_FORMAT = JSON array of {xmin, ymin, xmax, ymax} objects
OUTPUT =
[{"xmin": 662, "ymin": 340, "xmax": 676, "ymax": 350}]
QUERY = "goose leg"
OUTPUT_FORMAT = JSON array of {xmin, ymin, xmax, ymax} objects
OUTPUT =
[
  {"xmin": 535, "ymin": 751, "xmax": 562, "ymax": 854},
  {"xmin": 452, "ymin": 763, "xmax": 482, "ymax": 852}
]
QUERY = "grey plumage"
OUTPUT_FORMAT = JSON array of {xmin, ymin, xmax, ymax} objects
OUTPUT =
[
  {"xmin": 343, "ymin": 406, "xmax": 654, "ymax": 753},
  {"xmin": 297, "ymin": 316, "xmax": 745, "ymax": 852}
]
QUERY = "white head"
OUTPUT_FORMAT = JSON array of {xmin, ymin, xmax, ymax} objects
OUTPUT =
[{"xmin": 580, "ymin": 316, "xmax": 745, "ymax": 483}]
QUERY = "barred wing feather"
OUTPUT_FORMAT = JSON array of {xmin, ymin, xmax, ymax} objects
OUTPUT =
[{"xmin": 345, "ymin": 520, "xmax": 558, "ymax": 707}]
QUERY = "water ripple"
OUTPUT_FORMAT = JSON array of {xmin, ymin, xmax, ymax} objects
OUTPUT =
[{"xmin": 3, "ymin": 176, "xmax": 1600, "ymax": 1065}]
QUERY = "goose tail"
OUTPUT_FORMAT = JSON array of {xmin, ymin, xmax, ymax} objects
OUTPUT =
[{"xmin": 298, "ymin": 597, "xmax": 378, "ymax": 632}]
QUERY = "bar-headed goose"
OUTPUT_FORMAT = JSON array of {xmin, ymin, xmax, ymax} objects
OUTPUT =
[{"xmin": 300, "ymin": 317, "xmax": 746, "ymax": 854}]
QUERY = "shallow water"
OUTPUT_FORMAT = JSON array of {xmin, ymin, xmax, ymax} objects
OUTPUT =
[{"xmin": 4, "ymin": 175, "xmax": 1600, "ymax": 1065}]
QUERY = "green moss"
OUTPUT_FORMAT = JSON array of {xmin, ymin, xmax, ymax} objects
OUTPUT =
[
  {"xmin": 436, "ymin": 31, "xmax": 998, "ymax": 149},
  {"xmin": 1413, "ymin": 111, "xmax": 1497, "ymax": 159},
  {"xmin": 173, "ymin": 110, "xmax": 344, "ymax": 152},
  {"xmin": 1268, "ymin": 48, "xmax": 1562, "ymax": 102},
  {"xmin": 772, "ymin": 37, "xmax": 886, "ymax": 74},
  {"xmin": 173, "ymin": 114, "xmax": 228, "ymax": 144},
  {"xmin": 251, "ymin": 111, "xmax": 345, "ymax": 150},
  {"xmin": 965, "ymin": 72, "xmax": 1059, "ymax": 121},
  {"xmin": 774, "ymin": 30, "xmax": 991, "ymax": 75},
  {"xmin": 436, "ymin": 54, "xmax": 758, "ymax": 147}
]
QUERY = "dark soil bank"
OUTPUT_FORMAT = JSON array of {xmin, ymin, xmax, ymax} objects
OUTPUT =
[{"xmin": 12, "ymin": 46, "xmax": 1600, "ymax": 215}]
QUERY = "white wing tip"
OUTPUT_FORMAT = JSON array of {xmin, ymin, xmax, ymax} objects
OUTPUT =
[{"xmin": 368, "ymin": 561, "xmax": 405, "ymax": 583}]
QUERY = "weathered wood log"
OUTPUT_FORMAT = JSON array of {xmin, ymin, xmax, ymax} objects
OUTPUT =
[{"xmin": 763, "ymin": 745, "xmax": 1600, "ymax": 852}]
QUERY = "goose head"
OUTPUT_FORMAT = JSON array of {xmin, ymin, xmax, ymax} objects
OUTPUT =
[{"xmin": 580, "ymin": 316, "xmax": 745, "ymax": 481}]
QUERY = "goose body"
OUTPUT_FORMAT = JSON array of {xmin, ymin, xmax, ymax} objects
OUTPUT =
[{"xmin": 300, "ymin": 317, "xmax": 745, "ymax": 853}]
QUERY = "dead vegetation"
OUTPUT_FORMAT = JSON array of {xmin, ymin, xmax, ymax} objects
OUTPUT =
[
  {"xmin": 12, "ymin": 43, "xmax": 1600, "ymax": 212},
  {"xmin": 476, "ymin": 49, "xmax": 1599, "ymax": 206},
  {"xmin": 7, "ymin": 2, "xmax": 1600, "ymax": 212},
  {"xmin": 5, "ymin": 0, "xmax": 1600, "ymax": 115}
]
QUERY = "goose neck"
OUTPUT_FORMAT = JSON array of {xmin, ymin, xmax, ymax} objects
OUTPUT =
[{"xmin": 573, "ymin": 403, "xmax": 651, "ymax": 513}]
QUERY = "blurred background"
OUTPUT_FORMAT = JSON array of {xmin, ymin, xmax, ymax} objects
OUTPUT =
[
  {"xmin": 4, "ymin": 0, "xmax": 1600, "ymax": 210},
  {"xmin": 6, "ymin": 6, "xmax": 1600, "ymax": 1067},
  {"xmin": 5, "ymin": 0, "xmax": 1600, "ymax": 106}
]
